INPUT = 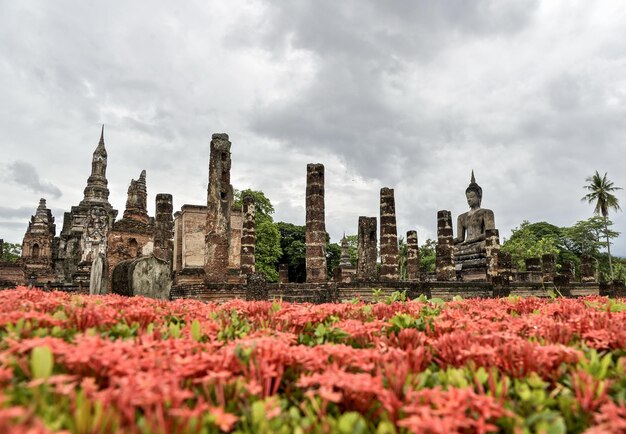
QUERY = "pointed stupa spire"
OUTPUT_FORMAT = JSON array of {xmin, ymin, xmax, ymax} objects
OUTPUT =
[
  {"xmin": 99, "ymin": 124, "xmax": 104, "ymax": 144},
  {"xmin": 81, "ymin": 125, "xmax": 111, "ymax": 205}
]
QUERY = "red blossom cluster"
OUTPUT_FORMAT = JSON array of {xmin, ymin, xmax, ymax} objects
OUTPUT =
[{"xmin": 0, "ymin": 288, "xmax": 626, "ymax": 433}]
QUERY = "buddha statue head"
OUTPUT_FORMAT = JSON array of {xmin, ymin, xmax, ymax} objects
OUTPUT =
[{"xmin": 465, "ymin": 171, "xmax": 482, "ymax": 209}]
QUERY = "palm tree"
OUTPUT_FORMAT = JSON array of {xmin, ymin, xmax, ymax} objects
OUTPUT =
[{"xmin": 581, "ymin": 171, "xmax": 622, "ymax": 280}]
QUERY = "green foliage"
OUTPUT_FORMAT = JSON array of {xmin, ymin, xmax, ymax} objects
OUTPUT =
[
  {"xmin": 582, "ymin": 171, "xmax": 622, "ymax": 279},
  {"xmin": 501, "ymin": 221, "xmax": 561, "ymax": 270},
  {"xmin": 276, "ymin": 222, "xmax": 306, "ymax": 283},
  {"xmin": 326, "ymin": 241, "xmax": 341, "ymax": 278},
  {"xmin": 398, "ymin": 236, "xmax": 407, "ymax": 280},
  {"xmin": 234, "ymin": 189, "xmax": 275, "ymax": 221},
  {"xmin": 256, "ymin": 220, "xmax": 282, "ymax": 282},
  {"xmin": 1, "ymin": 241, "xmax": 21, "ymax": 262},
  {"xmin": 502, "ymin": 217, "xmax": 622, "ymax": 276},
  {"xmin": 30, "ymin": 345, "xmax": 54, "ymax": 380},
  {"xmin": 419, "ymin": 239, "xmax": 436, "ymax": 273}
]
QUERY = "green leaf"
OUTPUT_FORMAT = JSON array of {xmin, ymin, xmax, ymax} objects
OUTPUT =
[
  {"xmin": 191, "ymin": 319, "xmax": 202, "ymax": 342},
  {"xmin": 338, "ymin": 412, "xmax": 367, "ymax": 434},
  {"xmin": 30, "ymin": 345, "xmax": 54, "ymax": 379}
]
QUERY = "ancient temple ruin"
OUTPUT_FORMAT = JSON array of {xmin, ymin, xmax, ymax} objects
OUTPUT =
[{"xmin": 0, "ymin": 126, "xmax": 610, "ymax": 302}]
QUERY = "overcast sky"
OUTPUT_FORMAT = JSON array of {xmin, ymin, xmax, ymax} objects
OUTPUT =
[{"xmin": 1, "ymin": 1, "xmax": 625, "ymax": 256}]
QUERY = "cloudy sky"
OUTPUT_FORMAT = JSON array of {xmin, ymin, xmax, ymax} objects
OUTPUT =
[{"xmin": 1, "ymin": 1, "xmax": 625, "ymax": 256}]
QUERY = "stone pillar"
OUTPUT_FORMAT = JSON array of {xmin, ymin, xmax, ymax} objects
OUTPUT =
[
  {"xmin": 436, "ymin": 210, "xmax": 455, "ymax": 281},
  {"xmin": 305, "ymin": 163, "xmax": 327, "ymax": 283},
  {"xmin": 581, "ymin": 255, "xmax": 596, "ymax": 283},
  {"xmin": 278, "ymin": 264, "xmax": 289, "ymax": 283},
  {"xmin": 154, "ymin": 194, "xmax": 174, "ymax": 263},
  {"xmin": 0, "ymin": 239, "xmax": 4, "ymax": 259},
  {"xmin": 561, "ymin": 261, "xmax": 576, "ymax": 281},
  {"xmin": 246, "ymin": 273, "xmax": 268, "ymax": 301},
  {"xmin": 485, "ymin": 229, "xmax": 500, "ymax": 279},
  {"xmin": 379, "ymin": 188, "xmax": 399, "ymax": 281},
  {"xmin": 205, "ymin": 133, "xmax": 234, "ymax": 282},
  {"xmin": 406, "ymin": 230, "xmax": 420, "ymax": 280},
  {"xmin": 525, "ymin": 258, "xmax": 541, "ymax": 272},
  {"xmin": 357, "ymin": 216, "xmax": 377, "ymax": 281},
  {"xmin": 496, "ymin": 251, "xmax": 512, "ymax": 282},
  {"xmin": 542, "ymin": 254, "xmax": 556, "ymax": 282},
  {"xmin": 240, "ymin": 195, "xmax": 256, "ymax": 276}
]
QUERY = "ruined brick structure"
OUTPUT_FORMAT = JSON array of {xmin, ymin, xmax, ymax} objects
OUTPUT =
[
  {"xmin": 106, "ymin": 171, "xmax": 155, "ymax": 292},
  {"xmin": 305, "ymin": 164, "xmax": 327, "ymax": 283},
  {"xmin": 436, "ymin": 210, "xmax": 455, "ymax": 281},
  {"xmin": 379, "ymin": 188, "xmax": 399, "ymax": 281},
  {"xmin": 356, "ymin": 216, "xmax": 377, "ymax": 281},
  {"xmin": 406, "ymin": 230, "xmax": 420, "ymax": 280},
  {"xmin": 485, "ymin": 229, "xmax": 500, "ymax": 280},
  {"xmin": 205, "ymin": 133, "xmax": 234, "ymax": 282},
  {"xmin": 57, "ymin": 126, "xmax": 118, "ymax": 284},
  {"xmin": 21, "ymin": 199, "xmax": 56, "ymax": 283},
  {"xmin": 154, "ymin": 194, "xmax": 174, "ymax": 263},
  {"xmin": 172, "ymin": 133, "xmax": 245, "ymax": 285},
  {"xmin": 1, "ymin": 126, "xmax": 614, "ymax": 299},
  {"xmin": 240, "ymin": 195, "xmax": 256, "ymax": 276}
]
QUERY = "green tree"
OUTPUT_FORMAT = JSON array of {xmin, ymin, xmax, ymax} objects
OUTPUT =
[
  {"xmin": 255, "ymin": 220, "xmax": 282, "ymax": 281},
  {"xmin": 276, "ymin": 222, "xmax": 306, "ymax": 283},
  {"xmin": 326, "ymin": 241, "xmax": 341, "ymax": 279},
  {"xmin": 1, "ymin": 242, "xmax": 21, "ymax": 262},
  {"xmin": 398, "ymin": 236, "xmax": 407, "ymax": 280},
  {"xmin": 419, "ymin": 239, "xmax": 436, "ymax": 273},
  {"xmin": 582, "ymin": 171, "xmax": 622, "ymax": 280},
  {"xmin": 501, "ymin": 221, "xmax": 560, "ymax": 270}
]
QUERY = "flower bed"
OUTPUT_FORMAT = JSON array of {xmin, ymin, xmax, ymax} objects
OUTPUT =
[{"xmin": 1, "ymin": 287, "xmax": 626, "ymax": 433}]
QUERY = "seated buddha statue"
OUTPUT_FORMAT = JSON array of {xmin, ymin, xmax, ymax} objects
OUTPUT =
[{"xmin": 453, "ymin": 171, "xmax": 496, "ymax": 280}]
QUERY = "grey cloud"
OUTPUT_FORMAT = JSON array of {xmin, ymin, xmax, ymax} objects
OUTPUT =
[{"xmin": 5, "ymin": 161, "xmax": 62, "ymax": 199}]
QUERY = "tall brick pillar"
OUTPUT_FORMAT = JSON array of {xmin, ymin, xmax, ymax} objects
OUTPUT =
[
  {"xmin": 205, "ymin": 133, "xmax": 234, "ymax": 282},
  {"xmin": 379, "ymin": 188, "xmax": 399, "ymax": 281},
  {"xmin": 305, "ymin": 163, "xmax": 327, "ymax": 283},
  {"xmin": 542, "ymin": 253, "xmax": 556, "ymax": 282},
  {"xmin": 240, "ymin": 195, "xmax": 256, "ymax": 276},
  {"xmin": 357, "ymin": 216, "xmax": 377, "ymax": 281},
  {"xmin": 485, "ymin": 229, "xmax": 500, "ymax": 280},
  {"xmin": 436, "ymin": 210, "xmax": 455, "ymax": 281},
  {"xmin": 406, "ymin": 230, "xmax": 420, "ymax": 280},
  {"xmin": 581, "ymin": 255, "xmax": 596, "ymax": 283},
  {"xmin": 154, "ymin": 193, "xmax": 174, "ymax": 263}
]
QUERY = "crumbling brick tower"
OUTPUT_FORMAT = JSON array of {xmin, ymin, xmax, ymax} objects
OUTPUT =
[
  {"xmin": 379, "ymin": 188, "xmax": 399, "ymax": 281},
  {"xmin": 406, "ymin": 230, "xmax": 420, "ymax": 280},
  {"xmin": 22, "ymin": 198, "xmax": 57, "ymax": 283},
  {"xmin": 205, "ymin": 133, "xmax": 234, "ymax": 282},
  {"xmin": 154, "ymin": 193, "xmax": 174, "ymax": 264},
  {"xmin": 356, "ymin": 216, "xmax": 377, "ymax": 281},
  {"xmin": 305, "ymin": 164, "xmax": 327, "ymax": 283},
  {"xmin": 240, "ymin": 195, "xmax": 256, "ymax": 276}
]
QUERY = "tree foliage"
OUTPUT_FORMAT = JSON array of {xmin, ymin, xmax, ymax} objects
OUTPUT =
[
  {"xmin": 502, "ymin": 217, "xmax": 621, "ymax": 278},
  {"xmin": 581, "ymin": 171, "xmax": 622, "ymax": 279},
  {"xmin": 1, "ymin": 242, "xmax": 21, "ymax": 263},
  {"xmin": 419, "ymin": 239, "xmax": 436, "ymax": 273}
]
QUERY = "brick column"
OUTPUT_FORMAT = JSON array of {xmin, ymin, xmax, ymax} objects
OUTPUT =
[
  {"xmin": 240, "ymin": 195, "xmax": 256, "ymax": 276},
  {"xmin": 485, "ymin": 229, "xmax": 500, "ymax": 280},
  {"xmin": 154, "ymin": 193, "xmax": 174, "ymax": 263},
  {"xmin": 581, "ymin": 255, "xmax": 596, "ymax": 283},
  {"xmin": 542, "ymin": 253, "xmax": 556, "ymax": 282},
  {"xmin": 436, "ymin": 210, "xmax": 455, "ymax": 281},
  {"xmin": 379, "ymin": 188, "xmax": 399, "ymax": 281},
  {"xmin": 205, "ymin": 133, "xmax": 233, "ymax": 282},
  {"xmin": 357, "ymin": 216, "xmax": 377, "ymax": 281},
  {"xmin": 406, "ymin": 230, "xmax": 420, "ymax": 280},
  {"xmin": 305, "ymin": 164, "xmax": 327, "ymax": 282}
]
